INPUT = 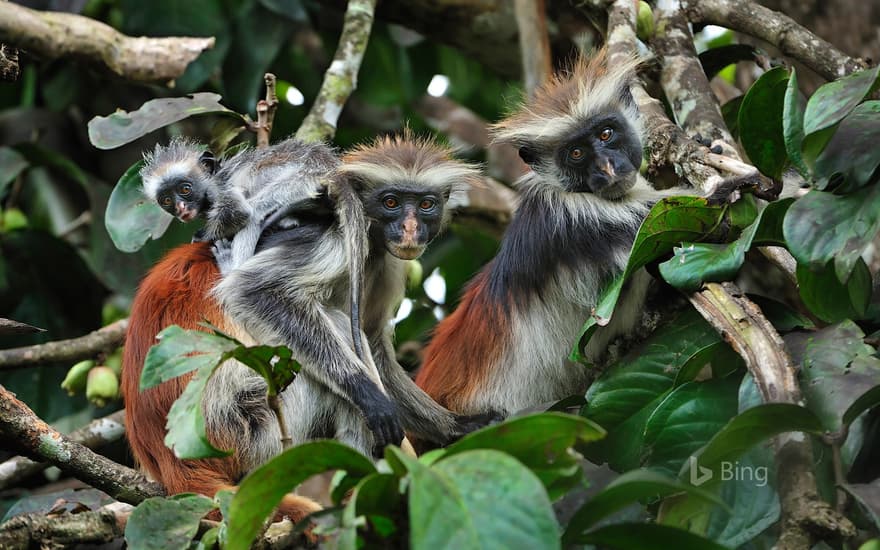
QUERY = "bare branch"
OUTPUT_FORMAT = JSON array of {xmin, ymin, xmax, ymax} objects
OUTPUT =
[
  {"xmin": 0, "ymin": 385, "xmax": 163, "ymax": 504},
  {"xmin": 0, "ymin": 318, "xmax": 44, "ymax": 335},
  {"xmin": 0, "ymin": 319, "xmax": 128, "ymax": 371},
  {"xmin": 688, "ymin": 283, "xmax": 856, "ymax": 548},
  {"xmin": 514, "ymin": 0, "xmax": 552, "ymax": 98},
  {"xmin": 0, "ymin": 410, "xmax": 126, "ymax": 490},
  {"xmin": 256, "ymin": 73, "xmax": 279, "ymax": 148},
  {"xmin": 0, "ymin": 2, "xmax": 214, "ymax": 83},
  {"xmin": 681, "ymin": 0, "xmax": 867, "ymax": 82},
  {"xmin": 0, "ymin": 503, "xmax": 130, "ymax": 549},
  {"xmin": 296, "ymin": 0, "xmax": 377, "ymax": 143}
]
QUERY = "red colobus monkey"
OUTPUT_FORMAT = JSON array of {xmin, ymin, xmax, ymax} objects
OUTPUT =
[
  {"xmin": 122, "ymin": 135, "xmax": 492, "ymax": 522},
  {"xmin": 416, "ymin": 50, "xmax": 679, "ymax": 417}
]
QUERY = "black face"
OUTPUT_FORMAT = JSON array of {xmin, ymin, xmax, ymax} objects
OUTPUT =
[
  {"xmin": 157, "ymin": 178, "xmax": 209, "ymax": 222},
  {"xmin": 365, "ymin": 185, "xmax": 446, "ymax": 260}
]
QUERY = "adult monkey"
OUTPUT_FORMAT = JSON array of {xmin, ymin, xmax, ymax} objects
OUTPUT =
[
  {"xmin": 122, "ymin": 134, "xmax": 492, "ymax": 523},
  {"xmin": 416, "ymin": 49, "xmax": 685, "ymax": 417}
]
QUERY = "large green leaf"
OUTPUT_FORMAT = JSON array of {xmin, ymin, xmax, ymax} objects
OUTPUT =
[
  {"xmin": 574, "ymin": 196, "xmax": 728, "ymax": 356},
  {"xmin": 87, "ymin": 93, "xmax": 239, "ymax": 150},
  {"xmin": 562, "ymin": 469, "xmax": 725, "ymax": 545},
  {"xmin": 574, "ymin": 523, "xmax": 729, "ymax": 550},
  {"xmin": 397, "ymin": 448, "xmax": 559, "ymax": 550},
  {"xmin": 803, "ymin": 65, "xmax": 880, "ymax": 136},
  {"xmin": 442, "ymin": 413, "xmax": 604, "ymax": 499},
  {"xmin": 783, "ymin": 185, "xmax": 880, "ymax": 282},
  {"xmin": 0, "ymin": 146, "xmax": 28, "ymax": 198},
  {"xmin": 782, "ymin": 68, "xmax": 809, "ymax": 177},
  {"xmin": 226, "ymin": 441, "xmax": 376, "ymax": 550},
  {"xmin": 125, "ymin": 494, "xmax": 216, "ymax": 550},
  {"xmin": 814, "ymin": 101, "xmax": 880, "ymax": 191},
  {"xmin": 679, "ymin": 403, "xmax": 824, "ymax": 483},
  {"xmin": 785, "ymin": 320, "xmax": 880, "ymax": 431},
  {"xmin": 795, "ymin": 259, "xmax": 871, "ymax": 323},
  {"xmin": 738, "ymin": 66, "xmax": 790, "ymax": 179},
  {"xmin": 844, "ymin": 481, "xmax": 880, "ymax": 531},
  {"xmin": 104, "ymin": 160, "xmax": 174, "ymax": 253}
]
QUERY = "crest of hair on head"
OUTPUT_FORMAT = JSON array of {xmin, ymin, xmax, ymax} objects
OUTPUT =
[
  {"xmin": 139, "ymin": 137, "xmax": 208, "ymax": 198},
  {"xmin": 491, "ymin": 47, "xmax": 643, "ymax": 149},
  {"xmin": 337, "ymin": 128, "xmax": 483, "ymax": 208}
]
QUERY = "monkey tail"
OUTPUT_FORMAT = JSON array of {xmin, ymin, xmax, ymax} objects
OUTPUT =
[{"xmin": 334, "ymin": 178, "xmax": 369, "ymax": 362}]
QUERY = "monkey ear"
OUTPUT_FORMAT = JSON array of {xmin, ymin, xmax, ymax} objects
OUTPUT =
[
  {"xmin": 518, "ymin": 146, "xmax": 539, "ymax": 168},
  {"xmin": 199, "ymin": 150, "xmax": 217, "ymax": 174}
]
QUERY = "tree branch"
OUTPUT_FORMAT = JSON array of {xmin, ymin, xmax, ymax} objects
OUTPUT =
[
  {"xmin": 0, "ymin": 43, "xmax": 19, "ymax": 81},
  {"xmin": 681, "ymin": 0, "xmax": 867, "ymax": 82},
  {"xmin": 0, "ymin": 410, "xmax": 126, "ymax": 490},
  {"xmin": 0, "ymin": 503, "xmax": 130, "ymax": 549},
  {"xmin": 514, "ymin": 0, "xmax": 552, "ymax": 98},
  {"xmin": 0, "ymin": 2, "xmax": 214, "ymax": 83},
  {"xmin": 0, "ymin": 385, "xmax": 163, "ymax": 504},
  {"xmin": 296, "ymin": 0, "xmax": 377, "ymax": 143},
  {"xmin": 255, "ymin": 73, "xmax": 279, "ymax": 148},
  {"xmin": 688, "ymin": 283, "xmax": 856, "ymax": 548},
  {"xmin": 0, "ymin": 319, "xmax": 128, "ymax": 371}
]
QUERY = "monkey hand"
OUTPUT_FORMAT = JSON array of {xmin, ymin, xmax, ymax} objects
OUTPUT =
[
  {"xmin": 211, "ymin": 238, "xmax": 235, "ymax": 275},
  {"xmin": 191, "ymin": 228, "xmax": 208, "ymax": 243},
  {"xmin": 450, "ymin": 409, "xmax": 505, "ymax": 439},
  {"xmin": 361, "ymin": 396, "xmax": 405, "ymax": 456}
]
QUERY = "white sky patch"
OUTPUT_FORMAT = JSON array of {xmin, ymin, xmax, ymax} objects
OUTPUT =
[
  {"xmin": 433, "ymin": 305, "xmax": 445, "ymax": 321},
  {"xmin": 423, "ymin": 268, "xmax": 446, "ymax": 304},
  {"xmin": 393, "ymin": 298, "xmax": 414, "ymax": 325},
  {"xmin": 427, "ymin": 74, "xmax": 450, "ymax": 97},
  {"xmin": 701, "ymin": 25, "xmax": 728, "ymax": 42},
  {"xmin": 285, "ymin": 86, "xmax": 305, "ymax": 106}
]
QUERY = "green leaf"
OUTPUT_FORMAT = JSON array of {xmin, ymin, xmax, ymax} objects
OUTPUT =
[
  {"xmin": 562, "ymin": 469, "xmax": 726, "ymax": 545},
  {"xmin": 125, "ymin": 494, "xmax": 216, "ymax": 550},
  {"xmin": 398, "ymin": 448, "xmax": 559, "ymax": 550},
  {"xmin": 679, "ymin": 403, "xmax": 824, "ymax": 483},
  {"xmin": 721, "ymin": 96, "xmax": 744, "ymax": 140},
  {"xmin": 814, "ymin": 101, "xmax": 880, "ymax": 191},
  {"xmin": 0, "ymin": 146, "xmax": 28, "ymax": 198},
  {"xmin": 87, "ymin": 93, "xmax": 239, "ymax": 150},
  {"xmin": 783, "ymin": 68, "xmax": 810, "ymax": 177},
  {"xmin": 141, "ymin": 326, "xmax": 237, "ymax": 390},
  {"xmin": 785, "ymin": 320, "xmax": 880, "ymax": 431},
  {"xmin": 575, "ymin": 523, "xmax": 729, "ymax": 550},
  {"xmin": 844, "ymin": 481, "xmax": 880, "ymax": 531},
  {"xmin": 803, "ymin": 65, "xmax": 880, "ymax": 135},
  {"xmin": 164, "ymin": 366, "xmax": 232, "ymax": 459},
  {"xmin": 443, "ymin": 413, "xmax": 604, "ymax": 499},
  {"xmin": 227, "ymin": 442, "xmax": 376, "ymax": 550},
  {"xmin": 105, "ymin": 160, "xmax": 174, "ymax": 253},
  {"xmin": 738, "ymin": 66, "xmax": 790, "ymax": 179},
  {"xmin": 796, "ymin": 259, "xmax": 872, "ymax": 323},
  {"xmin": 574, "ymin": 196, "xmax": 727, "ymax": 356},
  {"xmin": 783, "ymin": 185, "xmax": 880, "ymax": 282},
  {"xmin": 659, "ymin": 242, "xmax": 743, "ymax": 291}
]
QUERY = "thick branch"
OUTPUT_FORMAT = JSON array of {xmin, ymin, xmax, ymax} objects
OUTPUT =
[
  {"xmin": 0, "ymin": 385, "xmax": 163, "ymax": 504},
  {"xmin": 0, "ymin": 504, "xmax": 130, "ymax": 548},
  {"xmin": 0, "ymin": 319, "xmax": 128, "ymax": 370},
  {"xmin": 514, "ymin": 0, "xmax": 552, "ymax": 98},
  {"xmin": 688, "ymin": 283, "xmax": 856, "ymax": 548},
  {"xmin": 681, "ymin": 0, "xmax": 867, "ymax": 81},
  {"xmin": 0, "ymin": 2, "xmax": 214, "ymax": 83},
  {"xmin": 0, "ymin": 410, "xmax": 126, "ymax": 490},
  {"xmin": 296, "ymin": 0, "xmax": 377, "ymax": 143}
]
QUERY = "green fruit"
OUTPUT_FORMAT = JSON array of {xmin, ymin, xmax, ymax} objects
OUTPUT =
[
  {"xmin": 2, "ymin": 208, "xmax": 28, "ymax": 232},
  {"xmin": 61, "ymin": 359, "xmax": 95, "ymax": 395},
  {"xmin": 405, "ymin": 260, "xmax": 424, "ymax": 291},
  {"xmin": 86, "ymin": 366, "xmax": 119, "ymax": 407},
  {"xmin": 637, "ymin": 1, "xmax": 654, "ymax": 40},
  {"xmin": 105, "ymin": 349, "xmax": 123, "ymax": 377}
]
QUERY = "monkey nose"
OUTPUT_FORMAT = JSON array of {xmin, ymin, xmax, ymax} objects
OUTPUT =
[{"xmin": 601, "ymin": 159, "xmax": 616, "ymax": 178}]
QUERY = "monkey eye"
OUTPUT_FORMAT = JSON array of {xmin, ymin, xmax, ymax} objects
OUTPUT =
[
  {"xmin": 599, "ymin": 127, "xmax": 614, "ymax": 142},
  {"xmin": 161, "ymin": 196, "xmax": 173, "ymax": 207},
  {"xmin": 419, "ymin": 199, "xmax": 436, "ymax": 210},
  {"xmin": 568, "ymin": 147, "xmax": 585, "ymax": 162},
  {"xmin": 383, "ymin": 196, "xmax": 399, "ymax": 209},
  {"xmin": 179, "ymin": 183, "xmax": 192, "ymax": 196}
]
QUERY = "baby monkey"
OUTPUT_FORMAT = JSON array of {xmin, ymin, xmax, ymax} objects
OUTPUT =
[{"xmin": 140, "ymin": 138, "xmax": 336, "ymax": 273}]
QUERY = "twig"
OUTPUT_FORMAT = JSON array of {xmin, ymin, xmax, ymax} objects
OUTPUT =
[
  {"xmin": 0, "ymin": 410, "xmax": 126, "ymax": 490},
  {"xmin": 267, "ymin": 394, "xmax": 292, "ymax": 450},
  {"xmin": 688, "ymin": 283, "xmax": 856, "ymax": 548},
  {"xmin": 514, "ymin": 0, "xmax": 552, "ymax": 99},
  {"xmin": 681, "ymin": 0, "xmax": 867, "ymax": 81},
  {"xmin": 256, "ymin": 73, "xmax": 279, "ymax": 148},
  {"xmin": 0, "ymin": 2, "xmax": 214, "ymax": 83},
  {"xmin": 296, "ymin": 0, "xmax": 378, "ymax": 143},
  {"xmin": 0, "ymin": 318, "xmax": 45, "ymax": 335},
  {"xmin": 0, "ymin": 385, "xmax": 163, "ymax": 504},
  {"xmin": 0, "ymin": 319, "xmax": 128, "ymax": 370}
]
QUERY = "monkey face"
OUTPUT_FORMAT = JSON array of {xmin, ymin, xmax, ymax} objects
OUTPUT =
[
  {"xmin": 367, "ymin": 187, "xmax": 445, "ymax": 260},
  {"xmin": 156, "ymin": 178, "xmax": 209, "ymax": 222}
]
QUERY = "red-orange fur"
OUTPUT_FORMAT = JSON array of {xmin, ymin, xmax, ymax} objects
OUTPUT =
[
  {"xmin": 415, "ymin": 269, "xmax": 510, "ymax": 412},
  {"xmin": 121, "ymin": 242, "xmax": 319, "ymax": 522}
]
